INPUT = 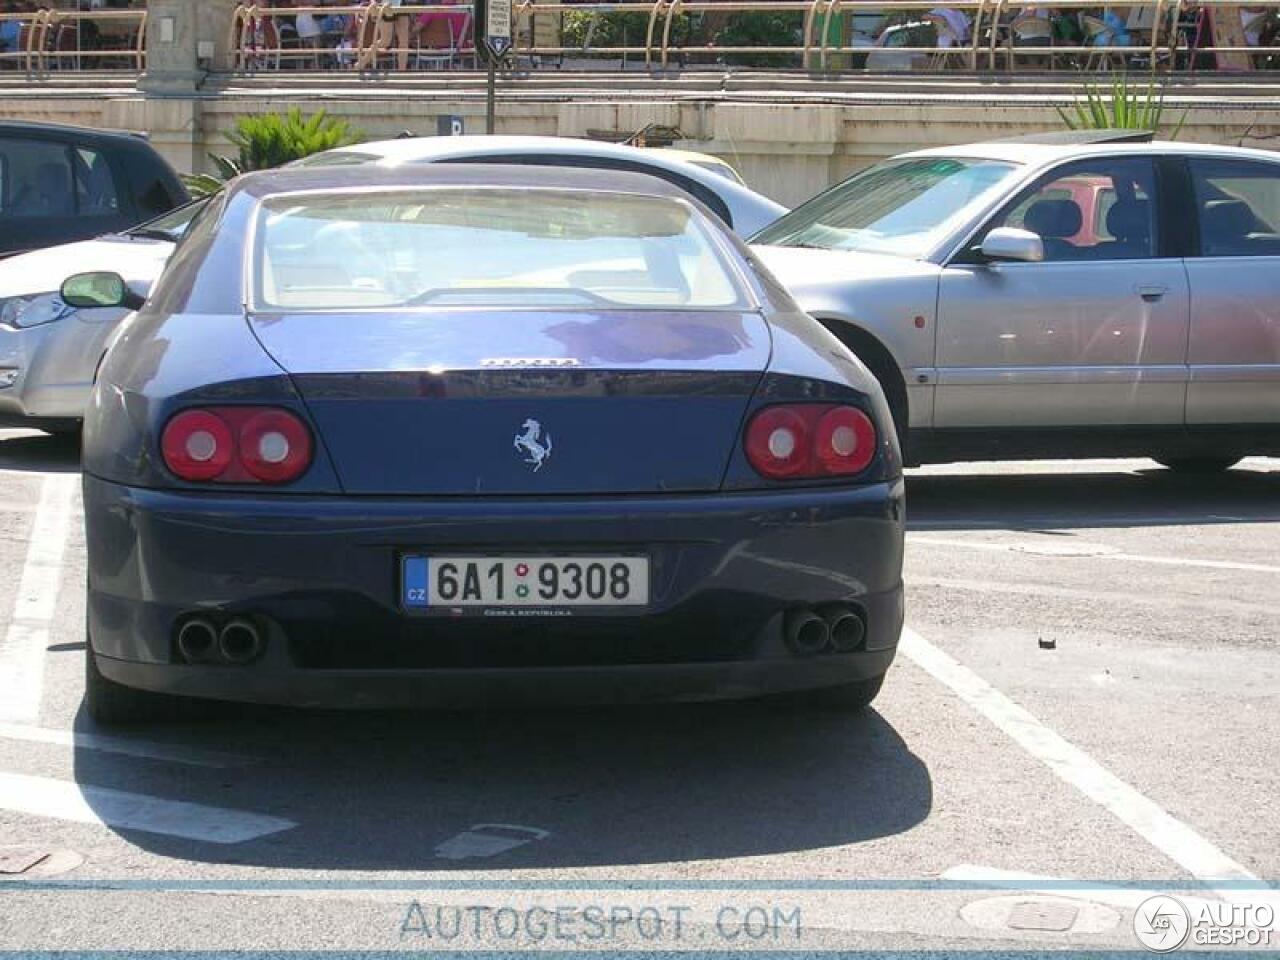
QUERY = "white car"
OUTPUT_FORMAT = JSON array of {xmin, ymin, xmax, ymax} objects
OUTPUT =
[
  {"xmin": 0, "ymin": 202, "xmax": 192, "ymax": 432},
  {"xmin": 0, "ymin": 137, "xmax": 785, "ymax": 433},
  {"xmin": 295, "ymin": 136, "xmax": 786, "ymax": 237}
]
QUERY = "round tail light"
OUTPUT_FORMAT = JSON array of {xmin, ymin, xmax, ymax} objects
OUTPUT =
[
  {"xmin": 745, "ymin": 406, "xmax": 811, "ymax": 479},
  {"xmin": 815, "ymin": 406, "xmax": 877, "ymax": 475},
  {"xmin": 161, "ymin": 410, "xmax": 234, "ymax": 481},
  {"xmin": 239, "ymin": 409, "xmax": 313, "ymax": 483},
  {"xmin": 160, "ymin": 406, "xmax": 313, "ymax": 485},
  {"xmin": 744, "ymin": 403, "xmax": 878, "ymax": 481}
]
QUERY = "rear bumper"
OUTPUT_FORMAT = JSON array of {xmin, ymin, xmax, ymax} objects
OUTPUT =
[
  {"xmin": 85, "ymin": 475, "xmax": 905, "ymax": 707},
  {"xmin": 96, "ymin": 647, "xmax": 899, "ymax": 708}
]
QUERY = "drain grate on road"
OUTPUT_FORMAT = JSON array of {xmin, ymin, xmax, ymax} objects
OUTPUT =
[
  {"xmin": 1007, "ymin": 899, "xmax": 1081, "ymax": 932},
  {"xmin": 960, "ymin": 894, "xmax": 1121, "ymax": 937}
]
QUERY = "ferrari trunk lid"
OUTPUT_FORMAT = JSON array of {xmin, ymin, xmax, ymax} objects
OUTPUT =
[{"xmin": 248, "ymin": 309, "xmax": 771, "ymax": 495}]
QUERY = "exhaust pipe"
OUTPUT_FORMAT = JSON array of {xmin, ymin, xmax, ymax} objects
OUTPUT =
[
  {"xmin": 824, "ymin": 607, "xmax": 867, "ymax": 652},
  {"xmin": 218, "ymin": 618, "xmax": 264, "ymax": 665},
  {"xmin": 784, "ymin": 609, "xmax": 830, "ymax": 656},
  {"xmin": 176, "ymin": 617, "xmax": 218, "ymax": 664}
]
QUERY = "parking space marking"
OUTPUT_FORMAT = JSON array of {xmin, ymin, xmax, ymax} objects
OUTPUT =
[
  {"xmin": 0, "ymin": 722, "xmax": 257, "ymax": 769},
  {"xmin": 899, "ymin": 628, "xmax": 1271, "ymax": 900},
  {"xmin": 0, "ymin": 771, "xmax": 297, "ymax": 844},
  {"xmin": 910, "ymin": 535, "xmax": 1280, "ymax": 575},
  {"xmin": 0, "ymin": 473, "xmax": 78, "ymax": 723}
]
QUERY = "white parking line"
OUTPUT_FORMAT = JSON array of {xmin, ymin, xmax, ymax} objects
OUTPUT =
[
  {"xmin": 0, "ymin": 473, "xmax": 78, "ymax": 723},
  {"xmin": 0, "ymin": 722, "xmax": 257, "ymax": 769},
  {"xmin": 899, "ymin": 628, "xmax": 1272, "ymax": 902},
  {"xmin": 909, "ymin": 535, "xmax": 1280, "ymax": 575},
  {"xmin": 0, "ymin": 771, "xmax": 296, "ymax": 844}
]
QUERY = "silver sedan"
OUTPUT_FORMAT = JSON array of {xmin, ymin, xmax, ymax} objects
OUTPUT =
[
  {"xmin": 0, "ymin": 202, "xmax": 192, "ymax": 432},
  {"xmin": 752, "ymin": 135, "xmax": 1280, "ymax": 472}
]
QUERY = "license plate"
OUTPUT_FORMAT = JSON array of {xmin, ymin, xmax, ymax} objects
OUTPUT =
[{"xmin": 401, "ymin": 555, "xmax": 650, "ymax": 610}]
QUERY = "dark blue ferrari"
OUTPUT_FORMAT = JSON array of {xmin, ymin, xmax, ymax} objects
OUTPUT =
[{"xmin": 64, "ymin": 164, "xmax": 904, "ymax": 725}]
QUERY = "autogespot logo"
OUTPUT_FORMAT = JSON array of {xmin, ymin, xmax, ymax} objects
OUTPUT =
[{"xmin": 1134, "ymin": 895, "xmax": 1192, "ymax": 953}]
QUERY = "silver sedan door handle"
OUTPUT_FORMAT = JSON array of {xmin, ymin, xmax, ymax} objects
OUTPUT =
[{"xmin": 1135, "ymin": 284, "xmax": 1168, "ymax": 302}]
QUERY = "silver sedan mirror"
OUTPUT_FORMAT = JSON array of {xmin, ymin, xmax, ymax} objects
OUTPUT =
[
  {"xmin": 980, "ymin": 227, "xmax": 1044, "ymax": 263},
  {"xmin": 60, "ymin": 272, "xmax": 146, "ymax": 311}
]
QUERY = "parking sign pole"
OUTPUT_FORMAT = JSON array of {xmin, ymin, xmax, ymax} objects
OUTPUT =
[
  {"xmin": 486, "ymin": 61, "xmax": 496, "ymax": 135},
  {"xmin": 481, "ymin": 0, "xmax": 513, "ymax": 135}
]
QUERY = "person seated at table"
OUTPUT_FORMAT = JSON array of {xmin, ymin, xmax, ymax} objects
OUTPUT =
[
  {"xmin": 0, "ymin": 1, "xmax": 21, "ymax": 55},
  {"xmin": 320, "ymin": 0, "xmax": 350, "ymax": 39},
  {"xmin": 1240, "ymin": 6, "xmax": 1268, "ymax": 46},
  {"xmin": 416, "ymin": 0, "xmax": 470, "ymax": 53},
  {"xmin": 929, "ymin": 6, "xmax": 971, "ymax": 46},
  {"xmin": 1090, "ymin": 8, "xmax": 1131, "ymax": 46},
  {"xmin": 295, "ymin": 3, "xmax": 324, "ymax": 46}
]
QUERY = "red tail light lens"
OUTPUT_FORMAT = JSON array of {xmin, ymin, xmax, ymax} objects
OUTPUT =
[
  {"xmin": 239, "ymin": 409, "xmax": 313, "ymax": 483},
  {"xmin": 815, "ymin": 405, "xmax": 877, "ymax": 476},
  {"xmin": 161, "ymin": 406, "xmax": 313, "ymax": 485},
  {"xmin": 744, "ymin": 407, "xmax": 811, "ymax": 479},
  {"xmin": 745, "ymin": 404, "xmax": 877, "ymax": 480},
  {"xmin": 161, "ymin": 410, "xmax": 234, "ymax": 482}
]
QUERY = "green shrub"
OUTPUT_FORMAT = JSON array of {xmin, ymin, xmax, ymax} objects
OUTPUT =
[
  {"xmin": 713, "ymin": 11, "xmax": 804, "ymax": 68},
  {"xmin": 561, "ymin": 9, "xmax": 692, "ymax": 52},
  {"xmin": 1058, "ymin": 74, "xmax": 1185, "ymax": 138},
  {"xmin": 184, "ymin": 108, "xmax": 364, "ymax": 196}
]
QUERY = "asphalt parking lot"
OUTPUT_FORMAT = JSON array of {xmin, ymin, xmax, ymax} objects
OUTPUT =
[{"xmin": 0, "ymin": 428, "xmax": 1276, "ymax": 952}]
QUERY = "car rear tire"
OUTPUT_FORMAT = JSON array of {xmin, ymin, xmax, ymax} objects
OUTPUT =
[
  {"xmin": 85, "ymin": 632, "xmax": 174, "ymax": 726},
  {"xmin": 1156, "ymin": 456, "xmax": 1242, "ymax": 474}
]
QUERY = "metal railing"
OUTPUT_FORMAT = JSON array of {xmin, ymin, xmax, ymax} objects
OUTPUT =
[
  {"xmin": 2, "ymin": 1, "xmax": 1275, "ymax": 75},
  {"xmin": 221, "ymin": 0, "xmax": 1280, "ymax": 73},
  {"xmin": 228, "ymin": 3, "xmax": 477, "ymax": 71},
  {"xmin": 0, "ymin": 8, "xmax": 146, "ymax": 73}
]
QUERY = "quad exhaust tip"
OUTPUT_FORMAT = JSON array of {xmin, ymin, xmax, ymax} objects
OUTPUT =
[
  {"xmin": 218, "ymin": 618, "xmax": 264, "ymax": 665},
  {"xmin": 824, "ymin": 607, "xmax": 867, "ymax": 653},
  {"xmin": 784, "ymin": 606, "xmax": 868, "ymax": 656},
  {"xmin": 784, "ymin": 609, "xmax": 830, "ymax": 656},
  {"xmin": 175, "ymin": 615, "xmax": 266, "ymax": 665},
  {"xmin": 175, "ymin": 617, "xmax": 218, "ymax": 664}
]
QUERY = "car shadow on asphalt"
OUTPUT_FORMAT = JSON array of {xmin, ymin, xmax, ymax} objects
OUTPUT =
[
  {"xmin": 70, "ymin": 694, "xmax": 931, "ymax": 871},
  {"xmin": 0, "ymin": 431, "xmax": 80, "ymax": 474},
  {"xmin": 907, "ymin": 462, "xmax": 1280, "ymax": 531}
]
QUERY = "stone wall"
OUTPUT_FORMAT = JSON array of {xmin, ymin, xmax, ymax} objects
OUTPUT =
[{"xmin": 3, "ymin": 75, "xmax": 1279, "ymax": 206}]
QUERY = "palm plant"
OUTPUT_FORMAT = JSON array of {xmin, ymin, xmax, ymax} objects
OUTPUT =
[
  {"xmin": 1057, "ymin": 73, "xmax": 1186, "ymax": 139},
  {"xmin": 183, "ymin": 108, "xmax": 364, "ymax": 196}
]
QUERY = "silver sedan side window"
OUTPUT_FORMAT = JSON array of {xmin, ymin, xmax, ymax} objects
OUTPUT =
[
  {"xmin": 1189, "ymin": 158, "xmax": 1280, "ymax": 258},
  {"xmin": 984, "ymin": 158, "xmax": 1159, "ymax": 263}
]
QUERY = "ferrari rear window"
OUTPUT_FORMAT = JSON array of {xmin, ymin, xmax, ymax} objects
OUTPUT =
[{"xmin": 253, "ymin": 188, "xmax": 747, "ymax": 311}]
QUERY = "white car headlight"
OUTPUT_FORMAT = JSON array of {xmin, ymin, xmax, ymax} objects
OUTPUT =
[{"xmin": 0, "ymin": 292, "xmax": 72, "ymax": 330}]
